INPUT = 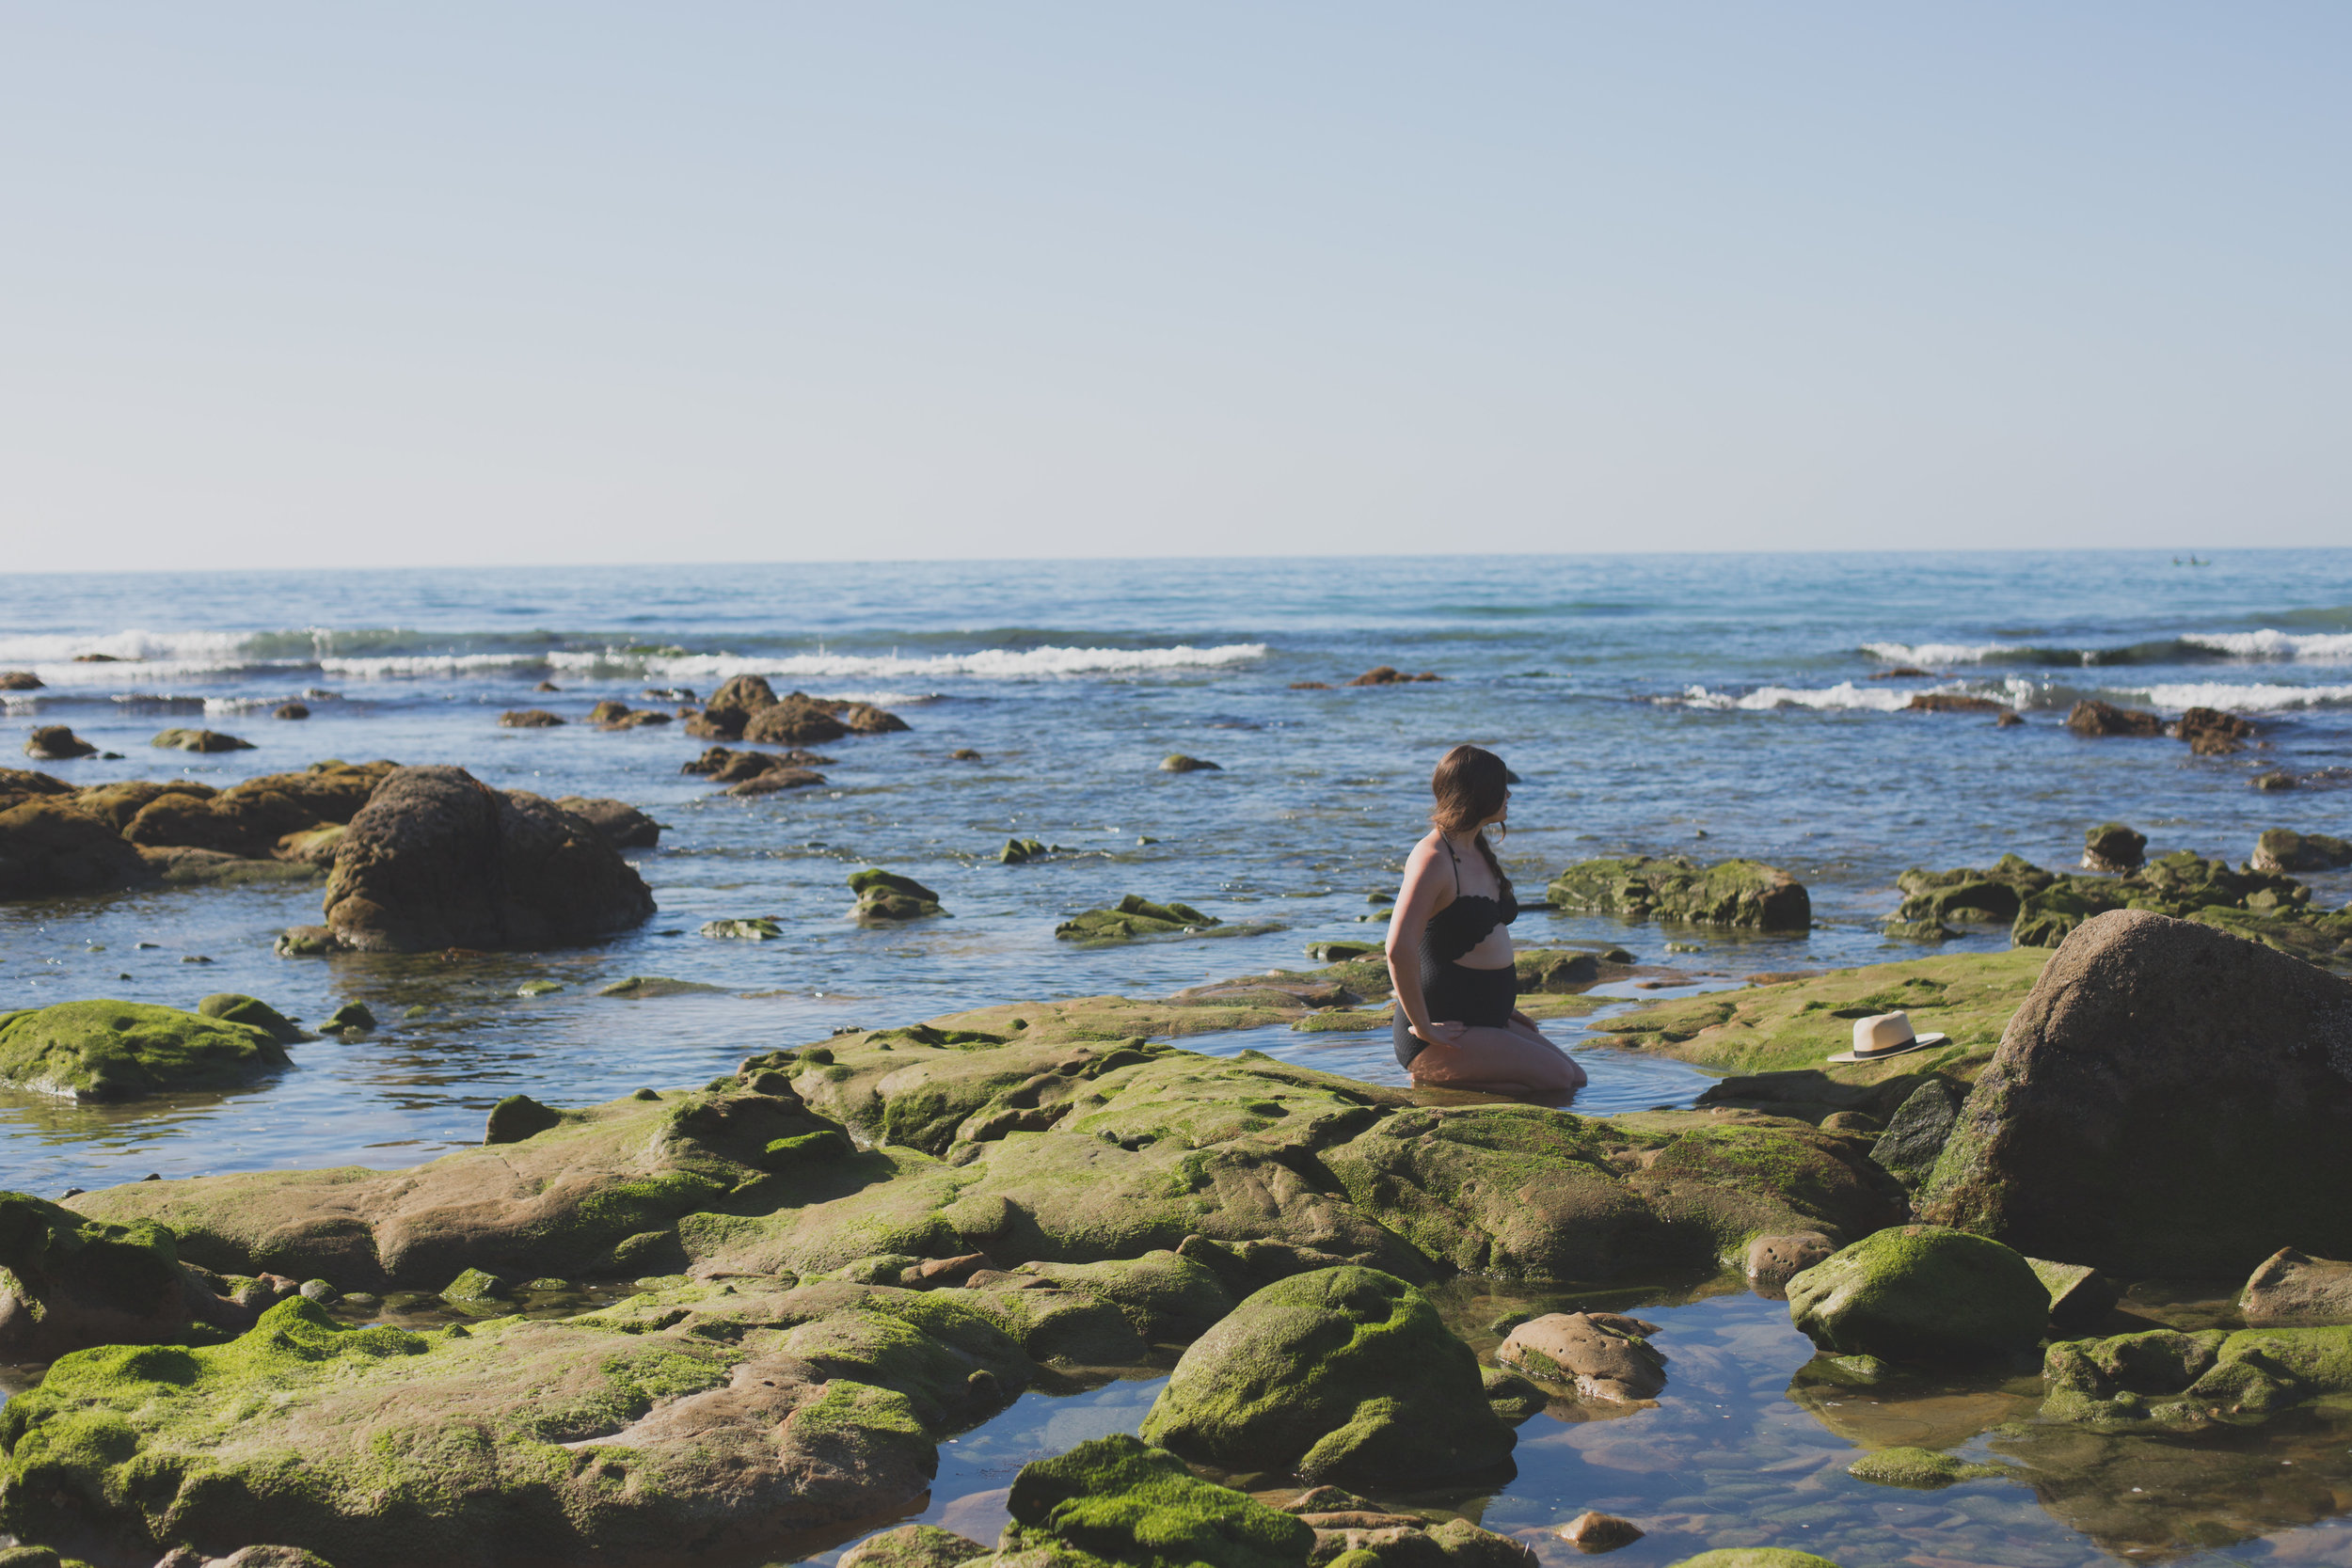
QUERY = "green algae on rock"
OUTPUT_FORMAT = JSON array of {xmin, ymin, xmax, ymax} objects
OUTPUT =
[
  {"xmin": 1057, "ymin": 894, "xmax": 1224, "ymax": 943},
  {"xmin": 850, "ymin": 868, "xmax": 944, "ymax": 923},
  {"xmin": 1546, "ymin": 856, "xmax": 1811, "ymax": 930},
  {"xmin": 0, "ymin": 1000, "xmax": 289, "ymax": 1101},
  {"xmin": 1600, "ymin": 949, "xmax": 2046, "ymax": 1081},
  {"xmin": 1664, "ymin": 1551, "xmax": 1845, "ymax": 1568},
  {"xmin": 2252, "ymin": 829, "xmax": 2352, "ymax": 874},
  {"xmin": 0, "ymin": 1288, "xmax": 964, "ymax": 1568},
  {"xmin": 842, "ymin": 1525, "xmax": 992, "ymax": 1568},
  {"xmin": 1138, "ymin": 1266, "xmax": 1516, "ymax": 1487},
  {"xmin": 195, "ymin": 993, "xmax": 306, "ymax": 1044},
  {"xmin": 1845, "ymin": 1445, "xmax": 2007, "ymax": 1488},
  {"xmin": 0, "ymin": 1191, "xmax": 198, "ymax": 1360},
  {"xmin": 151, "ymin": 727, "xmax": 255, "ymax": 752},
  {"xmin": 700, "ymin": 916, "xmax": 782, "ymax": 939},
  {"xmin": 2042, "ymin": 1323, "xmax": 2352, "ymax": 1425},
  {"xmin": 1788, "ymin": 1225, "xmax": 2049, "ymax": 1362},
  {"xmin": 1004, "ymin": 1434, "xmax": 1311, "ymax": 1568}
]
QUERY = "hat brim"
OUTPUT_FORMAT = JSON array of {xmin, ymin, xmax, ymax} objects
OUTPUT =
[{"xmin": 1825, "ymin": 1031, "xmax": 1949, "ymax": 1065}]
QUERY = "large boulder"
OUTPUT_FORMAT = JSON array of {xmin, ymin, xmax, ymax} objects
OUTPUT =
[
  {"xmin": 553, "ymin": 796, "xmax": 661, "ymax": 849},
  {"xmin": 22, "ymin": 726, "xmax": 96, "ymax": 761},
  {"xmin": 1787, "ymin": 1224, "xmax": 2049, "ymax": 1361},
  {"xmin": 2238, "ymin": 1247, "xmax": 2352, "ymax": 1325},
  {"xmin": 1547, "ymin": 856, "xmax": 1810, "ymax": 930},
  {"xmin": 321, "ymin": 766, "xmax": 655, "ymax": 952},
  {"xmin": 1137, "ymin": 1266, "xmax": 1516, "ymax": 1486},
  {"xmin": 0, "ymin": 1001, "xmax": 290, "ymax": 1101},
  {"xmin": 0, "ymin": 798, "xmax": 154, "ymax": 899},
  {"xmin": 1919, "ymin": 911, "xmax": 2352, "ymax": 1275}
]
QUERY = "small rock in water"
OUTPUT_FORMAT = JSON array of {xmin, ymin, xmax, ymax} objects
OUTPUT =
[
  {"xmin": 1497, "ymin": 1312, "xmax": 1667, "ymax": 1402},
  {"xmin": 0, "ymin": 669, "xmax": 43, "ymax": 689},
  {"xmin": 701, "ymin": 917, "xmax": 783, "ymax": 940},
  {"xmin": 2251, "ymin": 829, "xmax": 2352, "ymax": 874},
  {"xmin": 320, "ymin": 1002, "xmax": 376, "ymax": 1034},
  {"xmin": 298, "ymin": 1279, "xmax": 339, "ymax": 1305},
  {"xmin": 1847, "ymin": 1446, "xmax": 2008, "ymax": 1488},
  {"xmin": 1746, "ymin": 1232, "xmax": 1837, "ymax": 1293},
  {"xmin": 440, "ymin": 1267, "xmax": 513, "ymax": 1304},
  {"xmin": 2253, "ymin": 769, "xmax": 2296, "ymax": 791},
  {"xmin": 499, "ymin": 708, "xmax": 565, "ymax": 727},
  {"xmin": 151, "ymin": 727, "xmax": 255, "ymax": 752},
  {"xmin": 849, "ymin": 869, "xmax": 944, "ymax": 924},
  {"xmin": 516, "ymin": 980, "xmax": 564, "ymax": 996},
  {"xmin": 180, "ymin": 955, "xmax": 213, "ymax": 964},
  {"xmin": 273, "ymin": 702, "xmax": 310, "ymax": 721},
  {"xmin": 1788, "ymin": 1225, "xmax": 2048, "ymax": 1360},
  {"xmin": 484, "ymin": 1094, "xmax": 564, "ymax": 1145},
  {"xmin": 949, "ymin": 748, "xmax": 982, "ymax": 761},
  {"xmin": 1160, "ymin": 753, "xmax": 1221, "ymax": 772},
  {"xmin": 24, "ymin": 725, "xmax": 99, "ymax": 760},
  {"xmin": 2080, "ymin": 822, "xmax": 2148, "ymax": 874},
  {"xmin": 997, "ymin": 837, "xmax": 1053, "ymax": 863},
  {"xmin": 1557, "ymin": 1511, "xmax": 1645, "ymax": 1551}
]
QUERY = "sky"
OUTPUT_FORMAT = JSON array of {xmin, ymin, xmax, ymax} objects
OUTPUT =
[{"xmin": 3, "ymin": 3, "xmax": 2346, "ymax": 570}]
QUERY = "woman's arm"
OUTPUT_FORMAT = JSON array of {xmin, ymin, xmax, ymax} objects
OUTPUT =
[{"xmin": 1385, "ymin": 838, "xmax": 1459, "ymax": 1044}]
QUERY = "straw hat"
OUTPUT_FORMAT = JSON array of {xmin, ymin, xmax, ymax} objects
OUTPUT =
[{"xmin": 1826, "ymin": 1010, "xmax": 1949, "ymax": 1064}]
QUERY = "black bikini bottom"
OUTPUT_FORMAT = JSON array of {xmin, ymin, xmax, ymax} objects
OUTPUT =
[{"xmin": 1393, "ymin": 960, "xmax": 1518, "ymax": 1067}]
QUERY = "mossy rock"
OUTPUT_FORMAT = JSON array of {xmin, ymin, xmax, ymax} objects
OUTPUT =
[
  {"xmin": 0, "ymin": 1000, "xmax": 290, "ymax": 1101},
  {"xmin": 151, "ymin": 727, "xmax": 255, "ymax": 752},
  {"xmin": 0, "ymin": 1287, "xmax": 977, "ymax": 1568},
  {"xmin": 0, "ymin": 1190, "xmax": 194, "ymax": 1361},
  {"xmin": 841, "ymin": 1524, "xmax": 992, "ymax": 1568},
  {"xmin": 196, "ymin": 993, "xmax": 306, "ymax": 1044},
  {"xmin": 2042, "ymin": 1322, "xmax": 2352, "ymax": 1425},
  {"xmin": 1547, "ymin": 856, "xmax": 1810, "ymax": 930},
  {"xmin": 1845, "ymin": 1445, "xmax": 2007, "ymax": 1488},
  {"xmin": 1599, "ymin": 950, "xmax": 2046, "ymax": 1080},
  {"xmin": 701, "ymin": 917, "xmax": 782, "ymax": 940},
  {"xmin": 1057, "ymin": 895, "xmax": 1224, "ymax": 944},
  {"xmin": 851, "ymin": 869, "xmax": 944, "ymax": 924},
  {"xmin": 1788, "ymin": 1224, "xmax": 2048, "ymax": 1362},
  {"xmin": 1667, "ymin": 1552, "xmax": 1845, "ymax": 1568},
  {"xmin": 1137, "ymin": 1266, "xmax": 1515, "ymax": 1487},
  {"xmin": 1005, "ymin": 1250, "xmax": 1235, "ymax": 1343},
  {"xmin": 1003, "ymin": 1433, "xmax": 1311, "ymax": 1568}
]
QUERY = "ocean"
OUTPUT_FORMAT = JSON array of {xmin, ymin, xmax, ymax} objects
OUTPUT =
[{"xmin": 7, "ymin": 549, "xmax": 2352, "ymax": 1196}]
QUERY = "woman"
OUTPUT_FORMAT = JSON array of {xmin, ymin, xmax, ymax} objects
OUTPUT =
[{"xmin": 1386, "ymin": 745, "xmax": 1585, "ymax": 1097}]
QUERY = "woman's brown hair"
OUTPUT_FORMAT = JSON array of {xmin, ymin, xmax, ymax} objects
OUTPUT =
[{"xmin": 1429, "ymin": 744, "xmax": 1512, "ymax": 896}]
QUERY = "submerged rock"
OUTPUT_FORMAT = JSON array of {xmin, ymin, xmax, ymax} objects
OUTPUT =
[
  {"xmin": 2080, "ymin": 822, "xmax": 2147, "ymax": 874},
  {"xmin": 701, "ymin": 917, "xmax": 782, "ymax": 940},
  {"xmin": 682, "ymin": 744, "xmax": 834, "ymax": 780},
  {"xmin": 1787, "ymin": 1224, "xmax": 2049, "ymax": 1361},
  {"xmin": 1345, "ymin": 666, "xmax": 1441, "ymax": 686},
  {"xmin": 497, "ymin": 708, "xmax": 564, "ymax": 727},
  {"xmin": 0, "ymin": 798, "xmax": 156, "ymax": 899},
  {"xmin": 850, "ymin": 869, "xmax": 943, "ymax": 923},
  {"xmin": 1496, "ymin": 1311, "xmax": 1666, "ymax": 1402},
  {"xmin": 1846, "ymin": 1446, "xmax": 2007, "ymax": 1488},
  {"xmin": 22, "ymin": 726, "xmax": 97, "ymax": 761},
  {"xmin": 1056, "ymin": 894, "xmax": 1221, "ymax": 942},
  {"xmin": 1138, "ymin": 1266, "xmax": 1516, "ymax": 1486},
  {"xmin": 2175, "ymin": 705, "xmax": 2255, "ymax": 754},
  {"xmin": 321, "ymin": 766, "xmax": 655, "ymax": 952},
  {"xmin": 0, "ymin": 1000, "xmax": 289, "ymax": 1101},
  {"xmin": 1547, "ymin": 856, "xmax": 1810, "ymax": 930},
  {"xmin": 151, "ymin": 728, "xmax": 254, "ymax": 753},
  {"xmin": 1161, "ymin": 753, "xmax": 1221, "ymax": 772},
  {"xmin": 1662, "ymin": 1551, "xmax": 1842, "ymax": 1568},
  {"xmin": 2042, "ymin": 1322, "xmax": 2352, "ymax": 1425},
  {"xmin": 1921, "ymin": 911, "xmax": 2352, "ymax": 1275},
  {"xmin": 841, "ymin": 1525, "xmax": 993, "ymax": 1568}
]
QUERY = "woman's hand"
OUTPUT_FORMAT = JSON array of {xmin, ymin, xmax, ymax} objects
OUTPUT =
[{"xmin": 1413, "ymin": 1019, "xmax": 1469, "ymax": 1045}]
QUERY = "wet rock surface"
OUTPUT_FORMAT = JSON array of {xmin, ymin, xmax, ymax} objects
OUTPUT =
[
  {"xmin": 0, "ymin": 1000, "xmax": 290, "ymax": 1101},
  {"xmin": 1546, "ymin": 857, "xmax": 1811, "ymax": 930},
  {"xmin": 1788, "ymin": 1224, "xmax": 2050, "ymax": 1362}
]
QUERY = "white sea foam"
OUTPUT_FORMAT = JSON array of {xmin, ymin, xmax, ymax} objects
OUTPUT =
[
  {"xmin": 316, "ymin": 654, "xmax": 551, "ymax": 679},
  {"xmin": 1861, "ymin": 641, "xmax": 2026, "ymax": 666},
  {"xmin": 2133, "ymin": 682, "xmax": 2352, "ymax": 713},
  {"xmin": 548, "ymin": 643, "xmax": 1271, "ymax": 683},
  {"xmin": 2181, "ymin": 630, "xmax": 2352, "ymax": 663},
  {"xmin": 0, "ymin": 628, "xmax": 252, "ymax": 665},
  {"xmin": 1675, "ymin": 678, "xmax": 2029, "ymax": 713}
]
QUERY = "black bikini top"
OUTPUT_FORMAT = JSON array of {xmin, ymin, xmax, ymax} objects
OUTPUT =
[{"xmin": 1422, "ymin": 838, "xmax": 1518, "ymax": 963}]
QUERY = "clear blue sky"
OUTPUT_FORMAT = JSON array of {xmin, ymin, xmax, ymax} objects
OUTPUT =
[{"xmin": 5, "ymin": 3, "xmax": 2345, "ymax": 569}]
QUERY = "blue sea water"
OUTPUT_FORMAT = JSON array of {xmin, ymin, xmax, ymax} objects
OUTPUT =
[{"xmin": 5, "ymin": 549, "xmax": 2351, "ymax": 1197}]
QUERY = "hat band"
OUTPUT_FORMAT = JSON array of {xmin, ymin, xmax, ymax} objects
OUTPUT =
[{"xmin": 1853, "ymin": 1032, "xmax": 1916, "ymax": 1058}]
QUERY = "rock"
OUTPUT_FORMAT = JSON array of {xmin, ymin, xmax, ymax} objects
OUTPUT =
[
  {"xmin": 949, "ymin": 748, "xmax": 981, "ymax": 761},
  {"xmin": 1546, "ymin": 856, "xmax": 1810, "ymax": 930},
  {"xmin": 0, "ymin": 671, "xmax": 40, "ymax": 690},
  {"xmin": 1481, "ymin": 1365, "xmax": 1548, "ymax": 1422},
  {"xmin": 1496, "ymin": 1312, "xmax": 1666, "ymax": 1402},
  {"xmin": 682, "ymin": 744, "xmax": 834, "ymax": 779},
  {"xmin": 683, "ymin": 673, "xmax": 778, "ymax": 738},
  {"xmin": 534, "ymin": 679, "xmax": 561, "ymax": 691},
  {"xmin": 592, "ymin": 704, "xmax": 672, "ymax": 730},
  {"xmin": 0, "ymin": 1287, "xmax": 969, "ymax": 1567},
  {"xmin": 2079, "ymin": 822, "xmax": 2146, "ymax": 874},
  {"xmin": 1905, "ymin": 692, "xmax": 2006, "ymax": 713},
  {"xmin": 1879, "ymin": 917, "xmax": 1953, "ymax": 942},
  {"xmin": 116, "ymin": 762, "xmax": 396, "ymax": 861},
  {"xmin": 997, "ymin": 837, "xmax": 1051, "ymax": 863},
  {"xmin": 0, "ymin": 768, "xmax": 77, "ymax": 806},
  {"xmin": 274, "ymin": 702, "xmax": 310, "ymax": 721},
  {"xmin": 1994, "ymin": 709, "xmax": 2025, "ymax": 727},
  {"xmin": 274, "ymin": 927, "xmax": 337, "ymax": 957},
  {"xmin": 321, "ymin": 766, "xmax": 656, "ymax": 952},
  {"xmin": 440, "ymin": 1265, "xmax": 512, "ymax": 1303},
  {"xmin": 317, "ymin": 1002, "xmax": 374, "ymax": 1035},
  {"xmin": 701, "ymin": 917, "xmax": 782, "ymax": 940},
  {"xmin": 553, "ymin": 796, "xmax": 661, "ymax": 849},
  {"xmin": 484, "ymin": 1094, "xmax": 566, "ymax": 1145},
  {"xmin": 1868, "ymin": 1079, "xmax": 1963, "ymax": 1189},
  {"xmin": 2027, "ymin": 1256, "xmax": 2122, "ymax": 1332},
  {"xmin": 2065, "ymin": 699, "xmax": 2166, "ymax": 737},
  {"xmin": 2174, "ymin": 706, "xmax": 2254, "ymax": 754},
  {"xmin": 1289, "ymin": 681, "xmax": 1331, "ymax": 690},
  {"xmin": 841, "ymin": 1525, "xmax": 992, "ymax": 1568},
  {"xmin": 1746, "ymin": 1232, "xmax": 1836, "ymax": 1291},
  {"xmin": 1138, "ymin": 1266, "xmax": 1515, "ymax": 1486},
  {"xmin": 1663, "ymin": 1553, "xmax": 1841, "ymax": 1568},
  {"xmin": 2041, "ymin": 1322, "xmax": 2352, "ymax": 1424},
  {"xmin": 196, "ymin": 993, "xmax": 306, "ymax": 1044},
  {"xmin": 1160, "ymin": 753, "xmax": 1222, "ymax": 773},
  {"xmin": 810, "ymin": 696, "xmax": 911, "ymax": 736},
  {"xmin": 1002, "ymin": 1251, "xmax": 1235, "ymax": 1343},
  {"xmin": 23, "ymin": 725, "xmax": 96, "ymax": 760},
  {"xmin": 1056, "ymin": 895, "xmax": 1221, "ymax": 942},
  {"xmin": 151, "ymin": 728, "xmax": 254, "ymax": 752},
  {"xmin": 0, "ymin": 1000, "xmax": 290, "ymax": 1100},
  {"xmin": 596, "ymin": 976, "xmax": 724, "ymax": 998},
  {"xmin": 73, "ymin": 778, "xmax": 216, "ymax": 832},
  {"xmin": 1920, "ymin": 911, "xmax": 2352, "ymax": 1275},
  {"xmin": 1557, "ymin": 1512, "xmax": 1645, "ymax": 1552},
  {"xmin": 2252, "ymin": 829, "xmax": 2352, "ymax": 874},
  {"xmin": 1845, "ymin": 1446, "xmax": 2006, "ymax": 1488},
  {"xmin": 726, "ymin": 768, "xmax": 827, "ymax": 796},
  {"xmin": 2239, "ymin": 1246, "xmax": 2352, "ymax": 1325},
  {"xmin": 850, "ymin": 869, "xmax": 943, "ymax": 924},
  {"xmin": 0, "ymin": 798, "xmax": 156, "ymax": 899},
  {"xmin": 0, "ymin": 1190, "xmax": 266, "ymax": 1361},
  {"xmin": 499, "ymin": 708, "xmax": 564, "ymax": 727},
  {"xmin": 742, "ymin": 695, "xmax": 850, "ymax": 745},
  {"xmin": 1345, "ymin": 667, "xmax": 1441, "ymax": 686},
  {"xmin": 1306, "ymin": 941, "xmax": 1383, "ymax": 963},
  {"xmin": 1787, "ymin": 1224, "xmax": 2049, "ymax": 1361},
  {"xmin": 2254, "ymin": 769, "xmax": 2296, "ymax": 791},
  {"xmin": 1002, "ymin": 1434, "xmax": 1314, "ymax": 1568}
]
